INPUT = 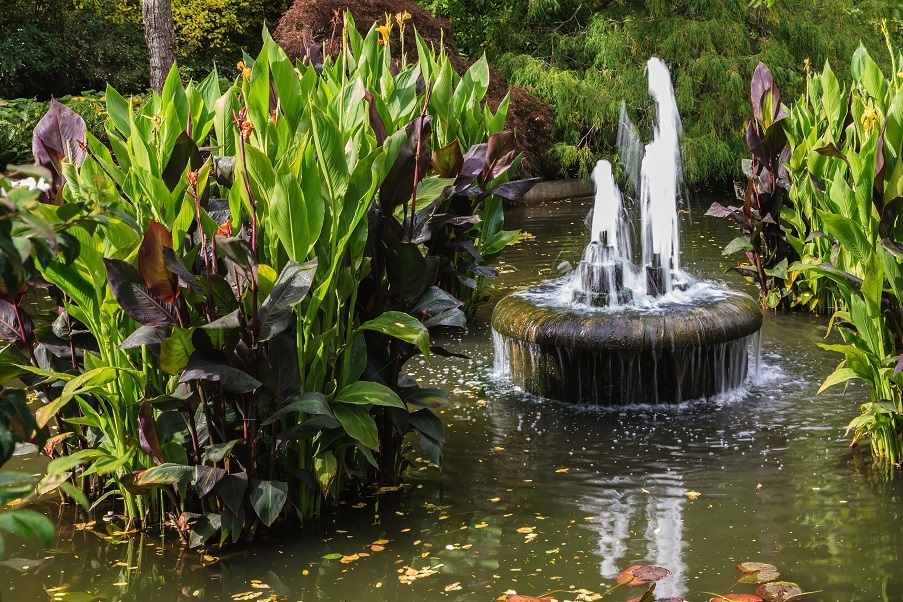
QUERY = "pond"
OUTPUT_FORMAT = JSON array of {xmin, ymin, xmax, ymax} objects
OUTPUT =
[{"xmin": 2, "ymin": 192, "xmax": 902, "ymax": 601}]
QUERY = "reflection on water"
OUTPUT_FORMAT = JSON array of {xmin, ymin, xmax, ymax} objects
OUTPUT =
[
  {"xmin": 3, "ymin": 193, "xmax": 903, "ymax": 601},
  {"xmin": 583, "ymin": 476, "xmax": 687, "ymax": 598}
]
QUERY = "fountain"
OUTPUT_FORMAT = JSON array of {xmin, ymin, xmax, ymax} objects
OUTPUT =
[{"xmin": 492, "ymin": 58, "xmax": 762, "ymax": 405}]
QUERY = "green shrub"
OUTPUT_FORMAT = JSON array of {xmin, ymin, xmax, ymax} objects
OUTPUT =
[
  {"xmin": 0, "ymin": 94, "xmax": 110, "ymax": 166},
  {"xmin": 0, "ymin": 6, "xmax": 148, "ymax": 99},
  {"xmin": 421, "ymin": 0, "xmax": 902, "ymax": 184}
]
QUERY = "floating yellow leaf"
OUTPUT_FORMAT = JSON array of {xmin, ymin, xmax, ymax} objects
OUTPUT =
[
  {"xmin": 371, "ymin": 544, "xmax": 385, "ymax": 552},
  {"xmin": 555, "ymin": 468, "xmax": 569, "ymax": 473},
  {"xmin": 445, "ymin": 582, "xmax": 463, "ymax": 592},
  {"xmin": 475, "ymin": 522, "xmax": 488, "ymax": 528},
  {"xmin": 517, "ymin": 527, "xmax": 535, "ymax": 533},
  {"xmin": 340, "ymin": 554, "xmax": 360, "ymax": 564},
  {"xmin": 685, "ymin": 491, "xmax": 701, "ymax": 500},
  {"xmin": 489, "ymin": 497, "xmax": 501, "ymax": 502}
]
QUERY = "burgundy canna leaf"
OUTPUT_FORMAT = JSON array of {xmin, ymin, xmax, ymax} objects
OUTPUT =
[
  {"xmin": 363, "ymin": 90, "xmax": 388, "ymax": 146},
  {"xmin": 138, "ymin": 221, "xmax": 179, "ymax": 303},
  {"xmin": 750, "ymin": 62, "xmax": 774, "ymax": 123},
  {"xmin": 32, "ymin": 98, "xmax": 87, "ymax": 188},
  {"xmin": 432, "ymin": 140, "xmax": 464, "ymax": 178},
  {"xmin": 104, "ymin": 258, "xmax": 178, "ymax": 326},
  {"xmin": 138, "ymin": 399, "xmax": 165, "ymax": 465}
]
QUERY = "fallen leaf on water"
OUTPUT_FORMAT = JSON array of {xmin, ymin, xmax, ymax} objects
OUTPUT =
[
  {"xmin": 489, "ymin": 497, "xmax": 501, "ymax": 503},
  {"xmin": 686, "ymin": 491, "xmax": 701, "ymax": 500},
  {"xmin": 398, "ymin": 565, "xmax": 440, "ymax": 584},
  {"xmin": 641, "ymin": 488, "xmax": 650, "ymax": 494},
  {"xmin": 475, "ymin": 522, "xmax": 489, "ymax": 528},
  {"xmin": 445, "ymin": 582, "xmax": 463, "ymax": 592},
  {"xmin": 555, "ymin": 467, "xmax": 569, "ymax": 473},
  {"xmin": 371, "ymin": 545, "xmax": 385, "ymax": 552},
  {"xmin": 339, "ymin": 554, "xmax": 360, "ymax": 564},
  {"xmin": 374, "ymin": 539, "xmax": 389, "ymax": 545},
  {"xmin": 517, "ymin": 527, "xmax": 535, "ymax": 533}
]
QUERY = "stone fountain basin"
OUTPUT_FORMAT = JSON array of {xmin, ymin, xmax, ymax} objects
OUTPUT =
[{"xmin": 492, "ymin": 284, "xmax": 763, "ymax": 405}]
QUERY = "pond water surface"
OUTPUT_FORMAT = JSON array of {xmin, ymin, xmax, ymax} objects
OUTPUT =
[{"xmin": 2, "ymin": 193, "xmax": 902, "ymax": 602}]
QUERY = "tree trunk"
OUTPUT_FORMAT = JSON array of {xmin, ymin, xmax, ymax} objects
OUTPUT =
[{"xmin": 142, "ymin": 0, "xmax": 176, "ymax": 94}]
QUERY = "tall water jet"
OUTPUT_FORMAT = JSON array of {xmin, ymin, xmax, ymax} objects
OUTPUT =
[
  {"xmin": 640, "ymin": 58, "xmax": 684, "ymax": 295},
  {"xmin": 492, "ymin": 58, "xmax": 762, "ymax": 405}
]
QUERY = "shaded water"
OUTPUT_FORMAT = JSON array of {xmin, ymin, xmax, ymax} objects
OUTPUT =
[{"xmin": 3, "ymin": 193, "xmax": 903, "ymax": 601}]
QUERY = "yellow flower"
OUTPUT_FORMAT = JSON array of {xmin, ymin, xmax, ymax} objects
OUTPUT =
[
  {"xmin": 860, "ymin": 104, "xmax": 879, "ymax": 133},
  {"xmin": 242, "ymin": 67, "xmax": 252, "ymax": 80},
  {"xmin": 395, "ymin": 10, "xmax": 411, "ymax": 25},
  {"xmin": 376, "ymin": 24, "xmax": 391, "ymax": 46},
  {"xmin": 237, "ymin": 60, "xmax": 246, "ymax": 71}
]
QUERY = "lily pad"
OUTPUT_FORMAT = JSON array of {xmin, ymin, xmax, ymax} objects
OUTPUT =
[
  {"xmin": 633, "ymin": 566, "xmax": 672, "ymax": 582},
  {"xmin": 618, "ymin": 565, "xmax": 648, "ymax": 585},
  {"xmin": 756, "ymin": 582, "xmax": 803, "ymax": 602}
]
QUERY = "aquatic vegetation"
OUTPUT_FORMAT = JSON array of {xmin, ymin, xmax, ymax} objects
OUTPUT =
[{"xmin": 0, "ymin": 14, "xmax": 534, "ymax": 545}]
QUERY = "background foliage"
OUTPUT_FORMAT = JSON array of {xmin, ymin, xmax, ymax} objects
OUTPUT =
[
  {"xmin": 420, "ymin": 0, "xmax": 903, "ymax": 183},
  {"xmin": 0, "ymin": 0, "xmax": 290, "ymax": 99}
]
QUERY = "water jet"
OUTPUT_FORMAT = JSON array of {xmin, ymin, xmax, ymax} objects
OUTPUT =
[{"xmin": 492, "ymin": 58, "xmax": 762, "ymax": 405}]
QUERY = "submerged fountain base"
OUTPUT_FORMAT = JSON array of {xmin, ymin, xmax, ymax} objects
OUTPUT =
[{"xmin": 492, "ymin": 286, "xmax": 762, "ymax": 405}]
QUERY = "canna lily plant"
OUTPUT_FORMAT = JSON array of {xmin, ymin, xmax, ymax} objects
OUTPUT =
[
  {"xmin": 0, "ymin": 12, "xmax": 536, "ymax": 545},
  {"xmin": 715, "ymin": 27, "xmax": 903, "ymax": 467}
]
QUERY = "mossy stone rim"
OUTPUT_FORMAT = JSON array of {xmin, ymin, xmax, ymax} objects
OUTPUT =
[{"xmin": 492, "ymin": 285, "xmax": 762, "ymax": 352}]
